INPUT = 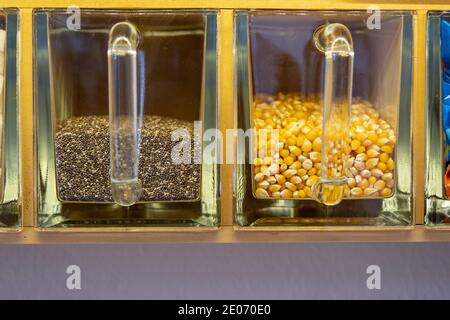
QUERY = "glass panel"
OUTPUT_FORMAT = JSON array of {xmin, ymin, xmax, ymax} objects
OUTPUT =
[
  {"xmin": 0, "ymin": 8, "xmax": 19, "ymax": 230},
  {"xmin": 35, "ymin": 9, "xmax": 219, "ymax": 228},
  {"xmin": 234, "ymin": 10, "xmax": 413, "ymax": 227}
]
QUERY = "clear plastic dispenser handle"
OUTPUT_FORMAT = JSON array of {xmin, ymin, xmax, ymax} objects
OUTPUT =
[
  {"xmin": 108, "ymin": 22, "xmax": 142, "ymax": 206},
  {"xmin": 311, "ymin": 23, "xmax": 354, "ymax": 206}
]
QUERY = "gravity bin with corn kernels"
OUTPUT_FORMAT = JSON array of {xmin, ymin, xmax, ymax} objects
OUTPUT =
[{"xmin": 234, "ymin": 10, "xmax": 413, "ymax": 228}]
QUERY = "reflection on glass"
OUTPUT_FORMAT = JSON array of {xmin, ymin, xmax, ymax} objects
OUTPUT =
[
  {"xmin": 311, "ymin": 23, "xmax": 353, "ymax": 206},
  {"xmin": 108, "ymin": 22, "xmax": 142, "ymax": 206}
]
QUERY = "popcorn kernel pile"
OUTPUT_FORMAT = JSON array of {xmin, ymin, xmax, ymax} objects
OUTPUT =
[{"xmin": 253, "ymin": 93, "xmax": 395, "ymax": 200}]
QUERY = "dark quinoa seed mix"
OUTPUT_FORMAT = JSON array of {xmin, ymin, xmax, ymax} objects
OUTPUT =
[{"xmin": 55, "ymin": 115, "xmax": 201, "ymax": 202}]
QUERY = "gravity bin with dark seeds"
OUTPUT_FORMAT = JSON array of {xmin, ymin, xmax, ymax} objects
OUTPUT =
[{"xmin": 34, "ymin": 9, "xmax": 219, "ymax": 228}]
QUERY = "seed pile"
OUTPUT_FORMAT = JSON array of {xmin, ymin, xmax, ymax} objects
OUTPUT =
[
  {"xmin": 253, "ymin": 93, "xmax": 396, "ymax": 199},
  {"xmin": 55, "ymin": 115, "xmax": 201, "ymax": 202}
]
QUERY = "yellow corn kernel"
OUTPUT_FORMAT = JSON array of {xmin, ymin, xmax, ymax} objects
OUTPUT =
[
  {"xmin": 368, "ymin": 176, "xmax": 377, "ymax": 185},
  {"xmin": 306, "ymin": 129, "xmax": 318, "ymax": 142},
  {"xmin": 304, "ymin": 186, "xmax": 312, "ymax": 197},
  {"xmin": 377, "ymin": 162, "xmax": 387, "ymax": 171},
  {"xmin": 362, "ymin": 139, "xmax": 373, "ymax": 147},
  {"xmin": 356, "ymin": 146, "xmax": 366, "ymax": 154},
  {"xmin": 290, "ymin": 161, "xmax": 302, "ymax": 170},
  {"xmin": 314, "ymin": 163, "xmax": 321, "ymax": 170},
  {"xmin": 280, "ymin": 189, "xmax": 293, "ymax": 198},
  {"xmin": 301, "ymin": 125, "xmax": 311, "ymax": 134},
  {"xmin": 355, "ymin": 132, "xmax": 367, "ymax": 142},
  {"xmin": 387, "ymin": 158, "xmax": 395, "ymax": 171},
  {"xmin": 350, "ymin": 187, "xmax": 363, "ymax": 196},
  {"xmin": 366, "ymin": 158, "xmax": 379, "ymax": 169},
  {"xmin": 356, "ymin": 153, "xmax": 368, "ymax": 161},
  {"xmin": 268, "ymin": 184, "xmax": 282, "ymax": 193},
  {"xmin": 359, "ymin": 179, "xmax": 369, "ymax": 189},
  {"xmin": 389, "ymin": 135, "xmax": 396, "ymax": 144},
  {"xmin": 308, "ymin": 151, "xmax": 320, "ymax": 163},
  {"xmin": 267, "ymin": 176, "xmax": 277, "ymax": 184},
  {"xmin": 284, "ymin": 156, "xmax": 294, "ymax": 166},
  {"xmin": 296, "ymin": 135, "xmax": 306, "ymax": 147},
  {"xmin": 380, "ymin": 145, "xmax": 393, "ymax": 154},
  {"xmin": 308, "ymin": 168, "xmax": 317, "ymax": 176},
  {"xmin": 255, "ymin": 188, "xmax": 269, "ymax": 198},
  {"xmin": 257, "ymin": 180, "xmax": 270, "ymax": 189},
  {"xmin": 287, "ymin": 136, "xmax": 297, "ymax": 146},
  {"xmin": 302, "ymin": 159, "xmax": 313, "ymax": 170},
  {"xmin": 289, "ymin": 146, "xmax": 302, "ymax": 157},
  {"xmin": 351, "ymin": 140, "xmax": 361, "ymax": 150},
  {"xmin": 282, "ymin": 169, "xmax": 297, "ymax": 178},
  {"xmin": 377, "ymin": 137, "xmax": 391, "ymax": 146},
  {"xmin": 306, "ymin": 175, "xmax": 319, "ymax": 187},
  {"xmin": 254, "ymin": 166, "xmax": 261, "ymax": 174},
  {"xmin": 297, "ymin": 168, "xmax": 307, "ymax": 177},
  {"xmin": 347, "ymin": 177, "xmax": 356, "ymax": 188},
  {"xmin": 366, "ymin": 149, "xmax": 379, "ymax": 158},
  {"xmin": 368, "ymin": 133, "xmax": 378, "ymax": 143},
  {"xmin": 298, "ymin": 190, "xmax": 306, "ymax": 198},
  {"xmin": 371, "ymin": 168, "xmax": 383, "ymax": 178},
  {"xmin": 364, "ymin": 187, "xmax": 378, "ymax": 196},
  {"xmin": 268, "ymin": 163, "xmax": 280, "ymax": 175},
  {"xmin": 275, "ymin": 174, "xmax": 286, "ymax": 185},
  {"xmin": 380, "ymin": 187, "xmax": 392, "ymax": 197},
  {"xmin": 279, "ymin": 149, "xmax": 290, "ymax": 158},
  {"xmin": 312, "ymin": 137, "xmax": 322, "ymax": 152},
  {"xmin": 254, "ymin": 172, "xmax": 265, "ymax": 182},
  {"xmin": 277, "ymin": 158, "xmax": 284, "ymax": 165},
  {"xmin": 289, "ymin": 175, "xmax": 302, "ymax": 185},
  {"xmin": 374, "ymin": 180, "xmax": 386, "ymax": 190},
  {"xmin": 379, "ymin": 153, "xmax": 389, "ymax": 163},
  {"xmin": 302, "ymin": 139, "xmax": 312, "ymax": 153},
  {"xmin": 285, "ymin": 182, "xmax": 297, "ymax": 192}
]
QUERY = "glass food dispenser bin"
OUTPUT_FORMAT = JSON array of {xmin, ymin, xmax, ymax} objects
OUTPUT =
[
  {"xmin": 426, "ymin": 11, "xmax": 450, "ymax": 226},
  {"xmin": 0, "ymin": 8, "xmax": 19, "ymax": 230},
  {"xmin": 234, "ymin": 11, "xmax": 413, "ymax": 228},
  {"xmin": 34, "ymin": 9, "xmax": 219, "ymax": 229}
]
